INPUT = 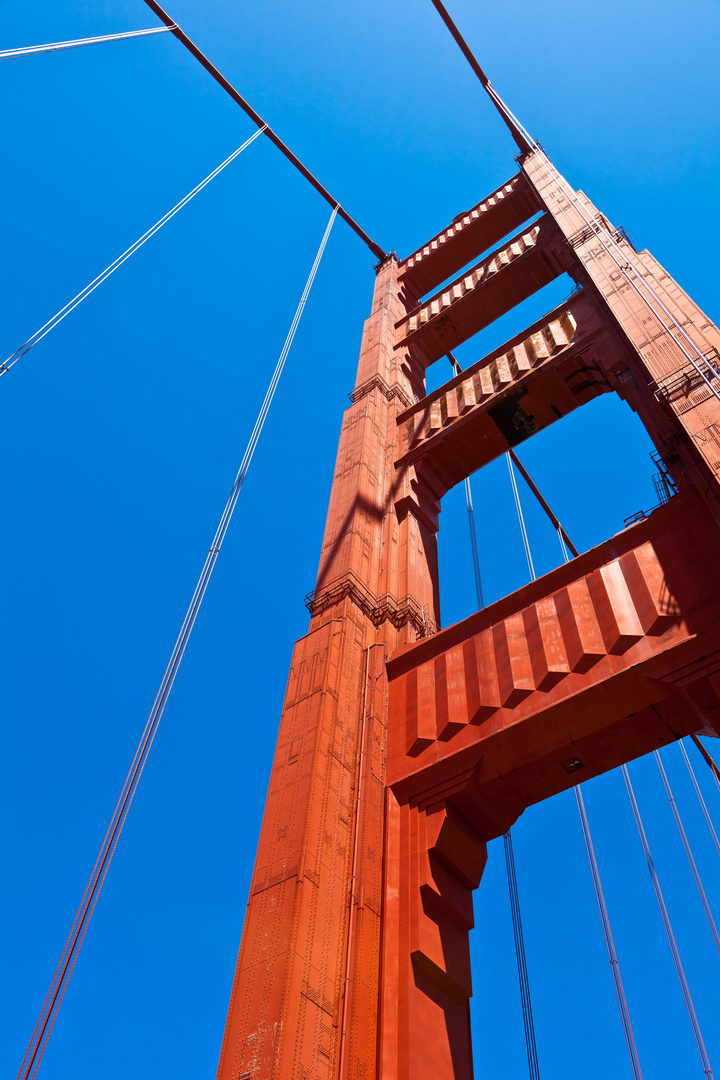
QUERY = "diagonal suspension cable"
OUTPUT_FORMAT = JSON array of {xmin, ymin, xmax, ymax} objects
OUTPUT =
[
  {"xmin": 139, "ymin": 0, "xmax": 384, "ymax": 260},
  {"xmin": 654, "ymin": 750, "xmax": 720, "ymax": 955},
  {"xmin": 622, "ymin": 764, "xmax": 714, "ymax": 1079},
  {"xmin": 15, "ymin": 208, "xmax": 336, "ymax": 1080},
  {"xmin": 0, "ymin": 128, "xmax": 265, "ymax": 379},
  {"xmin": 575, "ymin": 785, "xmax": 643, "ymax": 1079},
  {"xmin": 680, "ymin": 741, "xmax": 720, "ymax": 859},
  {"xmin": 0, "ymin": 26, "xmax": 174, "ymax": 60}
]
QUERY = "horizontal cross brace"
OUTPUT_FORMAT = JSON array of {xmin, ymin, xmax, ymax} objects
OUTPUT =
[
  {"xmin": 399, "ymin": 173, "xmax": 539, "ymax": 298},
  {"xmin": 387, "ymin": 491, "xmax": 720, "ymax": 838},
  {"xmin": 395, "ymin": 291, "xmax": 616, "ymax": 492}
]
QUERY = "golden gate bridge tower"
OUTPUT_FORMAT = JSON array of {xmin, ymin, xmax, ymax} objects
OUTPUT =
[
  {"xmin": 214, "ymin": 15, "xmax": 720, "ymax": 1080},
  {"xmin": 9, "ymin": 2, "xmax": 720, "ymax": 1079}
]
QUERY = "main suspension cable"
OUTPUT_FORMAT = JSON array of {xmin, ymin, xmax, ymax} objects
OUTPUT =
[
  {"xmin": 575, "ymin": 785, "xmax": 643, "ymax": 1079},
  {"xmin": 0, "ymin": 26, "xmax": 174, "ymax": 60},
  {"xmin": 427, "ymin": 0, "xmax": 532, "ymax": 152},
  {"xmin": 0, "ymin": 129, "xmax": 264, "ymax": 379},
  {"xmin": 690, "ymin": 734, "xmax": 720, "ymax": 793},
  {"xmin": 680, "ymin": 741, "xmax": 720, "ymax": 859},
  {"xmin": 15, "ymin": 208, "xmax": 337, "ymax": 1080},
  {"xmin": 503, "ymin": 830, "xmax": 541, "ymax": 1080},
  {"xmin": 654, "ymin": 750, "xmax": 720, "ymax": 955},
  {"xmin": 139, "ymin": 0, "xmax": 384, "ymax": 260},
  {"xmin": 622, "ymin": 764, "xmax": 714, "ymax": 1079}
]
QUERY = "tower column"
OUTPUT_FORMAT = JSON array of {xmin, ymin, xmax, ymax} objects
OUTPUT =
[{"xmin": 216, "ymin": 257, "xmax": 439, "ymax": 1080}]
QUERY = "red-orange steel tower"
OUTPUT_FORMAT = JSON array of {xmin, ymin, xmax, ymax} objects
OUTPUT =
[{"xmin": 216, "ymin": 145, "xmax": 720, "ymax": 1080}]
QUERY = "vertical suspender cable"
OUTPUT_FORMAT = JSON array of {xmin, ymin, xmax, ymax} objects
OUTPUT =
[
  {"xmin": 575, "ymin": 786, "xmax": 643, "ymax": 1079},
  {"xmin": 504, "ymin": 831, "xmax": 541, "ymax": 1080},
  {"xmin": 507, "ymin": 452, "xmax": 535, "ymax": 581},
  {"xmin": 506, "ymin": 449, "xmax": 579, "ymax": 559},
  {"xmin": 16, "ymin": 208, "xmax": 337, "ymax": 1080},
  {"xmin": 447, "ymin": 354, "xmax": 484, "ymax": 609},
  {"xmin": 654, "ymin": 751, "xmax": 720, "ymax": 955},
  {"xmin": 446, "ymin": 356, "xmax": 537, "ymax": 1074},
  {"xmin": 622, "ymin": 764, "xmax": 714, "ymax": 1079},
  {"xmin": 0, "ymin": 129, "xmax": 266, "ymax": 378},
  {"xmin": 510, "ymin": 458, "xmax": 643, "ymax": 1077},
  {"xmin": 503, "ymin": 413, "xmax": 643, "ymax": 1076},
  {"xmin": 465, "ymin": 477, "xmax": 484, "ymax": 609},
  {"xmin": 557, "ymin": 529, "xmax": 570, "ymax": 563},
  {"xmin": 504, "ymin": 448, "xmax": 539, "ymax": 1076},
  {"xmin": 680, "ymin": 741, "xmax": 720, "ymax": 859},
  {"xmin": 0, "ymin": 26, "xmax": 174, "ymax": 60}
]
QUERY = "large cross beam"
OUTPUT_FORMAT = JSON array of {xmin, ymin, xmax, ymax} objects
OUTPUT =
[{"xmin": 380, "ymin": 489, "xmax": 720, "ymax": 1076}]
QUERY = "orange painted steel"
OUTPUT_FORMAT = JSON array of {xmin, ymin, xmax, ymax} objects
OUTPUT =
[{"xmin": 216, "ymin": 150, "xmax": 720, "ymax": 1080}]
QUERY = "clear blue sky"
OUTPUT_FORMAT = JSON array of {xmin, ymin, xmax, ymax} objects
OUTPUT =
[{"xmin": 3, "ymin": 1, "xmax": 720, "ymax": 1077}]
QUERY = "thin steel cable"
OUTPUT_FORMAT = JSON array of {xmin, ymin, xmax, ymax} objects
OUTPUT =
[
  {"xmin": 553, "ymin": 497, "xmax": 643, "ymax": 1074},
  {"xmin": 447, "ymin": 351, "xmax": 535, "ymax": 1071},
  {"xmin": 16, "ymin": 208, "xmax": 336, "ymax": 1080},
  {"xmin": 464, "ymin": 478, "xmax": 484, "ymax": 609},
  {"xmin": 507, "ymin": 448, "xmax": 579, "ymax": 558},
  {"xmin": 557, "ymin": 528, "xmax": 569, "ymax": 562},
  {"xmin": 680, "ymin": 741, "xmax": 720, "ymax": 859},
  {"xmin": 504, "ymin": 831, "xmax": 540, "ymax": 1080},
  {"xmin": 446, "ymin": 354, "xmax": 484, "ymax": 609},
  {"xmin": 507, "ymin": 452, "xmax": 535, "ymax": 581},
  {"xmin": 654, "ymin": 750, "xmax": 720, "ymax": 955},
  {"xmin": 489, "ymin": 419, "xmax": 540, "ymax": 1077},
  {"xmin": 1, "ymin": 128, "xmax": 265, "ymax": 379},
  {"xmin": 575, "ymin": 786, "xmax": 643, "ymax": 1079},
  {"xmin": 0, "ymin": 26, "xmax": 174, "ymax": 59},
  {"xmin": 622, "ymin": 764, "xmax": 714, "ymax": 1079}
]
